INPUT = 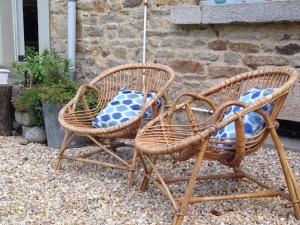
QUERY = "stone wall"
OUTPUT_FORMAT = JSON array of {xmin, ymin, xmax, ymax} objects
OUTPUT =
[{"xmin": 50, "ymin": 0, "xmax": 300, "ymax": 121}]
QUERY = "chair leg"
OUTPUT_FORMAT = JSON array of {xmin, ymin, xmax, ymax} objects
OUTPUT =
[
  {"xmin": 270, "ymin": 128, "xmax": 300, "ymax": 220},
  {"xmin": 172, "ymin": 140, "xmax": 208, "ymax": 225},
  {"xmin": 128, "ymin": 148, "xmax": 138, "ymax": 186},
  {"xmin": 55, "ymin": 131, "xmax": 74, "ymax": 171},
  {"xmin": 140, "ymin": 155, "xmax": 157, "ymax": 192}
]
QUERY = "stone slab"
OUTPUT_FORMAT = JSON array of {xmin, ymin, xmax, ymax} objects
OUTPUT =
[
  {"xmin": 170, "ymin": 5, "xmax": 201, "ymax": 24},
  {"xmin": 171, "ymin": 1, "xmax": 300, "ymax": 25}
]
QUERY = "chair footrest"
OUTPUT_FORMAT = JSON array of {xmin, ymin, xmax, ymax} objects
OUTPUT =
[
  {"xmin": 62, "ymin": 156, "xmax": 134, "ymax": 171},
  {"xmin": 176, "ymin": 189, "xmax": 282, "ymax": 205}
]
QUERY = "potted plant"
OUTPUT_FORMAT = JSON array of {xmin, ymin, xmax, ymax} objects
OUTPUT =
[
  {"xmin": 38, "ymin": 50, "xmax": 90, "ymax": 148},
  {"xmin": 11, "ymin": 48, "xmax": 48, "ymax": 143},
  {"xmin": 12, "ymin": 48, "xmax": 88, "ymax": 148},
  {"xmin": 39, "ymin": 80, "xmax": 89, "ymax": 148}
]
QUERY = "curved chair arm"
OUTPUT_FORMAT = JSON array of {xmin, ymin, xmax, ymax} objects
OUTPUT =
[
  {"xmin": 167, "ymin": 92, "xmax": 217, "ymax": 120},
  {"xmin": 69, "ymin": 84, "xmax": 101, "ymax": 112},
  {"xmin": 211, "ymin": 100, "xmax": 247, "ymax": 124},
  {"xmin": 139, "ymin": 89, "xmax": 170, "ymax": 120}
]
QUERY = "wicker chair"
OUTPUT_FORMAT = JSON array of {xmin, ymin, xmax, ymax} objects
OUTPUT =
[
  {"xmin": 135, "ymin": 67, "xmax": 300, "ymax": 224},
  {"xmin": 55, "ymin": 63, "xmax": 174, "ymax": 185}
]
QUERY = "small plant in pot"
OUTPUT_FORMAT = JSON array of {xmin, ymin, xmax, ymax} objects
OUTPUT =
[
  {"xmin": 38, "ymin": 51, "xmax": 91, "ymax": 148},
  {"xmin": 11, "ymin": 48, "xmax": 49, "ymax": 143},
  {"xmin": 12, "ymin": 48, "xmax": 89, "ymax": 148}
]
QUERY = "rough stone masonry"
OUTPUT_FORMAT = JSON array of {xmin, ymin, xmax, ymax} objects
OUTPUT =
[{"xmin": 50, "ymin": 0, "xmax": 300, "ymax": 122}]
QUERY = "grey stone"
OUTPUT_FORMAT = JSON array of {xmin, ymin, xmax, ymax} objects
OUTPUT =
[
  {"xmin": 113, "ymin": 47, "xmax": 127, "ymax": 59},
  {"xmin": 193, "ymin": 51, "xmax": 219, "ymax": 62},
  {"xmin": 118, "ymin": 27, "xmax": 136, "ymax": 39},
  {"xmin": 224, "ymin": 52, "xmax": 240, "ymax": 65},
  {"xmin": 122, "ymin": 0, "xmax": 142, "ymax": 8},
  {"xmin": 243, "ymin": 55, "xmax": 289, "ymax": 68},
  {"xmin": 107, "ymin": 31, "xmax": 117, "ymax": 40},
  {"xmin": 276, "ymin": 43, "xmax": 300, "ymax": 56},
  {"xmin": 154, "ymin": 50, "xmax": 174, "ymax": 59},
  {"xmin": 51, "ymin": 15, "xmax": 67, "ymax": 39},
  {"xmin": 123, "ymin": 39, "xmax": 142, "ymax": 48},
  {"xmin": 132, "ymin": 9, "xmax": 144, "ymax": 19},
  {"xmin": 82, "ymin": 26, "xmax": 105, "ymax": 38},
  {"xmin": 292, "ymin": 56, "xmax": 300, "ymax": 67},
  {"xmin": 15, "ymin": 112, "xmax": 35, "ymax": 127},
  {"xmin": 171, "ymin": 1, "xmax": 300, "ymax": 25},
  {"xmin": 208, "ymin": 65, "xmax": 249, "ymax": 78},
  {"xmin": 107, "ymin": 59, "xmax": 125, "ymax": 68},
  {"xmin": 22, "ymin": 126, "xmax": 46, "ymax": 144},
  {"xmin": 100, "ymin": 12, "xmax": 124, "ymax": 23},
  {"xmin": 260, "ymin": 43, "xmax": 275, "ymax": 53},
  {"xmin": 171, "ymin": 5, "xmax": 201, "ymax": 25},
  {"xmin": 106, "ymin": 23, "xmax": 118, "ymax": 30},
  {"xmin": 161, "ymin": 37, "xmax": 205, "ymax": 48},
  {"xmin": 135, "ymin": 48, "xmax": 143, "ymax": 62}
]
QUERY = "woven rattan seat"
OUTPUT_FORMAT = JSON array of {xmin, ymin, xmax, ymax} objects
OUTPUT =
[
  {"xmin": 135, "ymin": 67, "xmax": 300, "ymax": 224},
  {"xmin": 55, "ymin": 63, "xmax": 174, "ymax": 185}
]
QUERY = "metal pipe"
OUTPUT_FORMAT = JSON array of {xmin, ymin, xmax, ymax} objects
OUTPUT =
[
  {"xmin": 68, "ymin": 0, "xmax": 76, "ymax": 80},
  {"xmin": 142, "ymin": 0, "xmax": 148, "ymax": 63}
]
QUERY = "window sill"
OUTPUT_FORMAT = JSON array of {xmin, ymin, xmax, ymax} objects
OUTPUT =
[{"xmin": 170, "ymin": 1, "xmax": 300, "ymax": 25}]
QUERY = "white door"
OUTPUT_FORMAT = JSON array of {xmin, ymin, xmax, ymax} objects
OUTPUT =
[{"xmin": 0, "ymin": 0, "xmax": 50, "ymax": 66}]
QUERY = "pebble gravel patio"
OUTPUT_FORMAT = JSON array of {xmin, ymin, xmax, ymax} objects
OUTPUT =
[{"xmin": 0, "ymin": 136, "xmax": 299, "ymax": 225}]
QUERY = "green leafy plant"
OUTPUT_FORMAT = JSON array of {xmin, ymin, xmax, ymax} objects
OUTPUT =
[
  {"xmin": 12, "ymin": 48, "xmax": 71, "ymax": 85},
  {"xmin": 41, "ymin": 51, "xmax": 70, "ymax": 85},
  {"xmin": 12, "ymin": 48, "xmax": 50, "ymax": 86},
  {"xmin": 12, "ymin": 48, "xmax": 75, "ymax": 126},
  {"xmin": 39, "ymin": 80, "xmax": 80, "ymax": 105}
]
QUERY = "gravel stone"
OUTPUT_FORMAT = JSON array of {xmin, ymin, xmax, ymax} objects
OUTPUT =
[
  {"xmin": 0, "ymin": 136, "xmax": 299, "ymax": 224},
  {"xmin": 22, "ymin": 126, "xmax": 47, "ymax": 144},
  {"xmin": 15, "ymin": 112, "xmax": 35, "ymax": 126}
]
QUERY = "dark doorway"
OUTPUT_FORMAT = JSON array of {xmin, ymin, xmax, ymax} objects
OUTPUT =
[{"xmin": 23, "ymin": 0, "xmax": 39, "ymax": 51}]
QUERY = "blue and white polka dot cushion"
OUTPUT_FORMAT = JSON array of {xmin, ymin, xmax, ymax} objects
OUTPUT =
[
  {"xmin": 92, "ymin": 88, "xmax": 162, "ymax": 128},
  {"xmin": 213, "ymin": 87, "xmax": 275, "ymax": 143}
]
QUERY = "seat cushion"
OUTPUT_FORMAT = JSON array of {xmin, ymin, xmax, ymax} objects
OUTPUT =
[
  {"xmin": 213, "ymin": 87, "xmax": 275, "ymax": 142},
  {"xmin": 92, "ymin": 88, "xmax": 162, "ymax": 128}
]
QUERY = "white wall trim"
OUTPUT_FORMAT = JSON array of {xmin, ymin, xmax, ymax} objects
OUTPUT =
[
  {"xmin": 12, "ymin": 0, "xmax": 25, "ymax": 58},
  {"xmin": 37, "ymin": 0, "xmax": 51, "ymax": 51}
]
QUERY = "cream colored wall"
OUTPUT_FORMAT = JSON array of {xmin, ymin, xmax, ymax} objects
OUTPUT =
[{"xmin": 0, "ymin": 0, "xmax": 16, "ymax": 66}]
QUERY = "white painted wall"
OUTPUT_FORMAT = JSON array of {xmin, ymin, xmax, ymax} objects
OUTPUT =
[
  {"xmin": 0, "ymin": 0, "xmax": 16, "ymax": 66},
  {"xmin": 37, "ymin": 0, "xmax": 51, "ymax": 52}
]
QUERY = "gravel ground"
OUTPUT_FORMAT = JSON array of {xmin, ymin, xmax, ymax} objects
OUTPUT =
[{"xmin": 0, "ymin": 136, "xmax": 300, "ymax": 225}]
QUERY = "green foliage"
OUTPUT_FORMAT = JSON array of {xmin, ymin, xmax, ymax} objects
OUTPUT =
[
  {"xmin": 12, "ymin": 48, "xmax": 77, "ymax": 126},
  {"xmin": 39, "ymin": 80, "xmax": 80, "ymax": 105},
  {"xmin": 41, "ymin": 51, "xmax": 70, "ymax": 85},
  {"xmin": 16, "ymin": 88, "xmax": 44, "ymax": 127},
  {"xmin": 11, "ymin": 48, "xmax": 71, "ymax": 86}
]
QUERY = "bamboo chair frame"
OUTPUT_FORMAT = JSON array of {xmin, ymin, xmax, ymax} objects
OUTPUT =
[
  {"xmin": 55, "ymin": 63, "xmax": 174, "ymax": 185},
  {"xmin": 135, "ymin": 66, "xmax": 300, "ymax": 224}
]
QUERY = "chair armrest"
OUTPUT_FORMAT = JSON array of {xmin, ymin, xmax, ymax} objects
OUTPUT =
[
  {"xmin": 211, "ymin": 100, "xmax": 247, "ymax": 123},
  {"xmin": 167, "ymin": 92, "xmax": 217, "ymax": 120},
  {"xmin": 70, "ymin": 84, "xmax": 100, "ymax": 112}
]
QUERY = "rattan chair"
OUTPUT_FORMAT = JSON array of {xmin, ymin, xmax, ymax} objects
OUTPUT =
[
  {"xmin": 135, "ymin": 67, "xmax": 300, "ymax": 224},
  {"xmin": 55, "ymin": 63, "xmax": 174, "ymax": 185}
]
